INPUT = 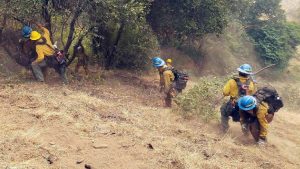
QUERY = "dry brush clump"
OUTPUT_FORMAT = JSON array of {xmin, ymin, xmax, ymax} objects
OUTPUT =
[{"xmin": 174, "ymin": 76, "xmax": 229, "ymax": 121}]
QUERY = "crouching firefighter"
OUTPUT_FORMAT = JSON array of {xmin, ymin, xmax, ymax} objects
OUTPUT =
[
  {"xmin": 220, "ymin": 64, "xmax": 256, "ymax": 132},
  {"xmin": 16, "ymin": 26, "xmax": 36, "ymax": 69},
  {"xmin": 29, "ymin": 24, "xmax": 68, "ymax": 84},
  {"xmin": 152, "ymin": 57, "xmax": 189, "ymax": 107},
  {"xmin": 238, "ymin": 87, "xmax": 283, "ymax": 145}
]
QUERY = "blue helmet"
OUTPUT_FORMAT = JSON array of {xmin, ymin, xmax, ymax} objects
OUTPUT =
[
  {"xmin": 22, "ymin": 26, "xmax": 32, "ymax": 38},
  {"xmin": 152, "ymin": 57, "xmax": 165, "ymax": 68},
  {"xmin": 238, "ymin": 96, "xmax": 257, "ymax": 111},
  {"xmin": 237, "ymin": 64, "xmax": 253, "ymax": 75}
]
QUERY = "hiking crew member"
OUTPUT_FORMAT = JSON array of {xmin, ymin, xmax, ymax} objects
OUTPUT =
[
  {"xmin": 29, "ymin": 24, "xmax": 67, "ymax": 83},
  {"xmin": 220, "ymin": 64, "xmax": 256, "ymax": 132},
  {"xmin": 74, "ymin": 40, "xmax": 89, "ymax": 76},
  {"xmin": 21, "ymin": 26, "xmax": 32, "ymax": 39},
  {"xmin": 17, "ymin": 26, "xmax": 37, "ymax": 68},
  {"xmin": 238, "ymin": 87, "xmax": 283, "ymax": 145},
  {"xmin": 152, "ymin": 57, "xmax": 176, "ymax": 107},
  {"xmin": 238, "ymin": 96, "xmax": 272, "ymax": 145},
  {"xmin": 166, "ymin": 58, "xmax": 173, "ymax": 69}
]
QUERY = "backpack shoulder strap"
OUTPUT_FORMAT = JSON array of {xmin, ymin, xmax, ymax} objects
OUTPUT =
[
  {"xmin": 234, "ymin": 77, "xmax": 251, "ymax": 97},
  {"xmin": 35, "ymin": 37, "xmax": 56, "ymax": 52},
  {"xmin": 35, "ymin": 37, "xmax": 47, "ymax": 46},
  {"xmin": 233, "ymin": 77, "xmax": 242, "ymax": 87}
]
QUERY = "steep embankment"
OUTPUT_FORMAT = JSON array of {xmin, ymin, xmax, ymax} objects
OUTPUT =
[{"xmin": 0, "ymin": 68, "xmax": 299, "ymax": 169}]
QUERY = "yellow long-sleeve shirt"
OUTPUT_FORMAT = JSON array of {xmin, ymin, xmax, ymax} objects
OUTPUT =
[
  {"xmin": 33, "ymin": 27, "xmax": 55, "ymax": 63},
  {"xmin": 158, "ymin": 66, "xmax": 175, "ymax": 93},
  {"xmin": 163, "ymin": 70, "xmax": 175, "ymax": 93},
  {"xmin": 239, "ymin": 102, "xmax": 270, "ymax": 139},
  {"xmin": 256, "ymin": 102, "xmax": 269, "ymax": 138},
  {"xmin": 223, "ymin": 76, "xmax": 256, "ymax": 99}
]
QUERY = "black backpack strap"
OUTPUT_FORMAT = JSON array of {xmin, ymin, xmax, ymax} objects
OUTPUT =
[
  {"xmin": 35, "ymin": 37, "xmax": 47, "ymax": 46},
  {"xmin": 35, "ymin": 37, "xmax": 56, "ymax": 52},
  {"xmin": 234, "ymin": 77, "xmax": 251, "ymax": 97}
]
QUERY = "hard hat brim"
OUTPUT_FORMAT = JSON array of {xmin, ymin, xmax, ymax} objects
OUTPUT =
[
  {"xmin": 237, "ymin": 68, "xmax": 252, "ymax": 75},
  {"xmin": 23, "ymin": 34, "xmax": 30, "ymax": 38},
  {"xmin": 153, "ymin": 60, "xmax": 165, "ymax": 68}
]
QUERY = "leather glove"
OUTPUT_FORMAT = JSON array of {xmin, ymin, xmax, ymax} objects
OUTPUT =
[{"xmin": 266, "ymin": 114, "xmax": 274, "ymax": 123}]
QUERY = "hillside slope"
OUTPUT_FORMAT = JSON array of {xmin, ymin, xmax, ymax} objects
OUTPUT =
[
  {"xmin": 0, "ymin": 3, "xmax": 300, "ymax": 167},
  {"xmin": 0, "ymin": 68, "xmax": 299, "ymax": 169}
]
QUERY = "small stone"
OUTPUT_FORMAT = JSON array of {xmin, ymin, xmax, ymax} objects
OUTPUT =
[
  {"xmin": 93, "ymin": 142, "xmax": 108, "ymax": 149},
  {"xmin": 100, "ymin": 129, "xmax": 111, "ymax": 134},
  {"xmin": 202, "ymin": 150, "xmax": 211, "ymax": 159},
  {"xmin": 76, "ymin": 159, "xmax": 84, "ymax": 164},
  {"xmin": 147, "ymin": 143, "xmax": 154, "ymax": 150},
  {"xmin": 85, "ymin": 164, "xmax": 92, "ymax": 169},
  {"xmin": 120, "ymin": 141, "xmax": 135, "ymax": 148},
  {"xmin": 49, "ymin": 142, "xmax": 55, "ymax": 145}
]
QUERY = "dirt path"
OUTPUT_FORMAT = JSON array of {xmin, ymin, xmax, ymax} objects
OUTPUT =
[{"xmin": 0, "ymin": 72, "xmax": 299, "ymax": 169}]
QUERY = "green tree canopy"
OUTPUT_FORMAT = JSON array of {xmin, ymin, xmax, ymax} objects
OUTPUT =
[{"xmin": 147, "ymin": 0, "xmax": 229, "ymax": 45}]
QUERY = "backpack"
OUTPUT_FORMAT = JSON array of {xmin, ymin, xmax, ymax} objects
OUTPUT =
[
  {"xmin": 171, "ymin": 69, "xmax": 189, "ymax": 91},
  {"xmin": 16, "ymin": 39, "xmax": 37, "ymax": 68},
  {"xmin": 253, "ymin": 86, "xmax": 284, "ymax": 114}
]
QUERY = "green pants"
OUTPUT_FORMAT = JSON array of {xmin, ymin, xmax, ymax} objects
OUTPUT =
[
  {"xmin": 31, "ymin": 60, "xmax": 47, "ymax": 82},
  {"xmin": 31, "ymin": 59, "xmax": 68, "ymax": 84}
]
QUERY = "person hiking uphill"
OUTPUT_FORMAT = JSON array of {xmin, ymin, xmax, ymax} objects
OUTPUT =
[
  {"xmin": 238, "ymin": 86, "xmax": 283, "ymax": 145},
  {"xmin": 220, "ymin": 64, "xmax": 256, "ymax": 132},
  {"xmin": 17, "ymin": 26, "xmax": 37, "ymax": 68},
  {"xmin": 166, "ymin": 58, "xmax": 174, "ymax": 69},
  {"xmin": 152, "ymin": 57, "xmax": 176, "ymax": 107},
  {"xmin": 21, "ymin": 26, "xmax": 32, "ymax": 39},
  {"xmin": 29, "ymin": 23, "xmax": 68, "ymax": 84},
  {"xmin": 238, "ymin": 96, "xmax": 273, "ymax": 145}
]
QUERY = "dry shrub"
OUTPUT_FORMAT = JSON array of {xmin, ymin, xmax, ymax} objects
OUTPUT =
[{"xmin": 174, "ymin": 76, "xmax": 229, "ymax": 121}]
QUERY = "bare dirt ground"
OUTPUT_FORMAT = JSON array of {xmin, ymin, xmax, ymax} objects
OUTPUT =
[
  {"xmin": 281, "ymin": 0, "xmax": 300, "ymax": 23},
  {"xmin": 0, "ymin": 64, "xmax": 299, "ymax": 169}
]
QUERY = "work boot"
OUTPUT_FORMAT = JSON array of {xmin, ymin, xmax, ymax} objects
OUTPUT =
[
  {"xmin": 165, "ymin": 97, "xmax": 172, "ymax": 107},
  {"xmin": 220, "ymin": 113, "xmax": 229, "ymax": 133},
  {"xmin": 257, "ymin": 137, "xmax": 267, "ymax": 146}
]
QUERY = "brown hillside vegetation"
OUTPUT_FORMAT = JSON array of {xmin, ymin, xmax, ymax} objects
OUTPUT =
[{"xmin": 0, "ymin": 47, "xmax": 300, "ymax": 168}]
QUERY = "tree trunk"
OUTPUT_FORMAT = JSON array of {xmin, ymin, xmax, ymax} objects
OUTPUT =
[
  {"xmin": 42, "ymin": 0, "xmax": 53, "ymax": 41},
  {"xmin": 0, "ymin": 1, "xmax": 9, "ymax": 43},
  {"xmin": 0, "ymin": 16, "xmax": 5, "ymax": 43},
  {"xmin": 66, "ymin": 37, "xmax": 84, "ymax": 66},
  {"xmin": 104, "ymin": 21, "xmax": 125, "ymax": 70},
  {"xmin": 63, "ymin": 0, "xmax": 86, "ymax": 55}
]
